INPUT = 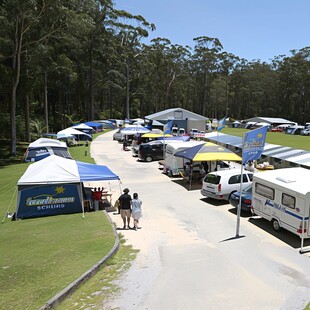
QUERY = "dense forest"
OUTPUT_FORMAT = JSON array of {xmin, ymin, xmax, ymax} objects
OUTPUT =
[{"xmin": 0, "ymin": 0, "xmax": 309, "ymax": 154}]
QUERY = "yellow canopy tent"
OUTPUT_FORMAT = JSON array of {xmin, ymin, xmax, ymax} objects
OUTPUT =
[{"xmin": 174, "ymin": 142, "xmax": 242, "ymax": 162}]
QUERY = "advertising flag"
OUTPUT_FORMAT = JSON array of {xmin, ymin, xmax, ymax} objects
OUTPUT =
[
  {"xmin": 242, "ymin": 126, "xmax": 268, "ymax": 164},
  {"xmin": 163, "ymin": 120, "xmax": 173, "ymax": 134},
  {"xmin": 217, "ymin": 116, "xmax": 227, "ymax": 131}
]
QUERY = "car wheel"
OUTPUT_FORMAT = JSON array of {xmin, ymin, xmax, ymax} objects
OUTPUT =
[
  {"xmin": 228, "ymin": 191, "xmax": 237, "ymax": 201},
  {"xmin": 272, "ymin": 219, "xmax": 281, "ymax": 231},
  {"xmin": 145, "ymin": 156, "xmax": 153, "ymax": 162}
]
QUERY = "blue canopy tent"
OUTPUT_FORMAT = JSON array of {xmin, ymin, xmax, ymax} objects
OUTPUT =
[
  {"xmin": 72, "ymin": 123, "xmax": 94, "ymax": 136},
  {"xmin": 77, "ymin": 161, "xmax": 120, "ymax": 181},
  {"xmin": 84, "ymin": 121, "xmax": 103, "ymax": 132},
  {"xmin": 16, "ymin": 155, "xmax": 120, "ymax": 219}
]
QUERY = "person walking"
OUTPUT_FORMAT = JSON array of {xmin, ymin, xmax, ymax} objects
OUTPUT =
[
  {"xmin": 118, "ymin": 188, "xmax": 132, "ymax": 229},
  {"xmin": 131, "ymin": 193, "xmax": 142, "ymax": 231}
]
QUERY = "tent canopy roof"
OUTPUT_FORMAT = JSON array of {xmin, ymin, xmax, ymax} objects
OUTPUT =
[
  {"xmin": 72, "ymin": 123, "xmax": 94, "ymax": 130},
  {"xmin": 174, "ymin": 142, "xmax": 242, "ymax": 162},
  {"xmin": 57, "ymin": 128, "xmax": 92, "ymax": 138},
  {"xmin": 84, "ymin": 121, "xmax": 102, "ymax": 128},
  {"xmin": 18, "ymin": 155, "xmax": 119, "ymax": 185},
  {"xmin": 28, "ymin": 138, "xmax": 67, "ymax": 149}
]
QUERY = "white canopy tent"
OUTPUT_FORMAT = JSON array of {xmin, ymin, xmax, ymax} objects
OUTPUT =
[
  {"xmin": 16, "ymin": 155, "xmax": 120, "ymax": 219},
  {"xmin": 57, "ymin": 128, "xmax": 92, "ymax": 140}
]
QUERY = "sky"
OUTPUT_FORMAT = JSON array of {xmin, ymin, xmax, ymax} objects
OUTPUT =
[{"xmin": 114, "ymin": 0, "xmax": 310, "ymax": 63}]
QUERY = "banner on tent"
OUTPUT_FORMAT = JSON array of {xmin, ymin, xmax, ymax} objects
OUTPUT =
[{"xmin": 17, "ymin": 183, "xmax": 83, "ymax": 219}]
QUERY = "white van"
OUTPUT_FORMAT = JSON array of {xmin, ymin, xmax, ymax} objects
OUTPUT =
[
  {"xmin": 252, "ymin": 167, "xmax": 310, "ymax": 243},
  {"xmin": 178, "ymin": 128, "xmax": 186, "ymax": 135},
  {"xmin": 171, "ymin": 126, "xmax": 178, "ymax": 136}
]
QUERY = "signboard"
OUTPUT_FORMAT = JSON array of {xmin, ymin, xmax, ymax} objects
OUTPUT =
[{"xmin": 17, "ymin": 183, "xmax": 82, "ymax": 219}]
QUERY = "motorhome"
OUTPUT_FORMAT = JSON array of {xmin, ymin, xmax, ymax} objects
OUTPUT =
[{"xmin": 252, "ymin": 167, "xmax": 310, "ymax": 252}]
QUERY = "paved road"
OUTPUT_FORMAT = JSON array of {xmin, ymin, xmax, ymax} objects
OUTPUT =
[{"xmin": 91, "ymin": 131, "xmax": 310, "ymax": 310}]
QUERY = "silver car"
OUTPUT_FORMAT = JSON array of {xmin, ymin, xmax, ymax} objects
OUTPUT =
[
  {"xmin": 113, "ymin": 129, "xmax": 125, "ymax": 141},
  {"xmin": 201, "ymin": 169, "xmax": 253, "ymax": 201}
]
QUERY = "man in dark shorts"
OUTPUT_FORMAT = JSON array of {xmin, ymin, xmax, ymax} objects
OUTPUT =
[{"xmin": 118, "ymin": 188, "xmax": 132, "ymax": 229}]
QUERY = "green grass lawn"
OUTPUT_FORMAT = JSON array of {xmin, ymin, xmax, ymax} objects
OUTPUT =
[
  {"xmin": 0, "ymin": 130, "xmax": 130, "ymax": 309},
  {"xmin": 222, "ymin": 128, "xmax": 310, "ymax": 151},
  {"xmin": 0, "ymin": 212, "xmax": 115, "ymax": 309}
]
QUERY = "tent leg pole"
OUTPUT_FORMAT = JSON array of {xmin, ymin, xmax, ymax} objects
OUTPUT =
[
  {"xmin": 2, "ymin": 187, "xmax": 17, "ymax": 223},
  {"xmin": 80, "ymin": 183, "xmax": 85, "ymax": 219}
]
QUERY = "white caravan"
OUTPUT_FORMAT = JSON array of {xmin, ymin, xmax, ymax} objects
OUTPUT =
[
  {"xmin": 252, "ymin": 167, "xmax": 310, "ymax": 253},
  {"xmin": 164, "ymin": 141, "xmax": 205, "ymax": 176}
]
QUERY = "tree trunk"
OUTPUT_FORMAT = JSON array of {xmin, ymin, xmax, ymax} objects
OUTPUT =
[
  {"xmin": 126, "ymin": 60, "xmax": 130, "ymax": 119},
  {"xmin": 44, "ymin": 71, "xmax": 49, "ymax": 133},
  {"xmin": 10, "ymin": 17, "xmax": 24, "ymax": 155},
  {"xmin": 89, "ymin": 34, "xmax": 94, "ymax": 120},
  {"xmin": 24, "ymin": 91, "xmax": 30, "ymax": 142}
]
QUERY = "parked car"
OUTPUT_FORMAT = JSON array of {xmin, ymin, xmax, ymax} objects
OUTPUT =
[
  {"xmin": 190, "ymin": 128, "xmax": 199, "ymax": 138},
  {"xmin": 300, "ymin": 128, "xmax": 310, "ymax": 136},
  {"xmin": 270, "ymin": 127, "xmax": 283, "ymax": 133},
  {"xmin": 178, "ymin": 128, "xmax": 186, "ymax": 135},
  {"xmin": 171, "ymin": 126, "xmax": 178, "ymax": 136},
  {"xmin": 229, "ymin": 184, "xmax": 253, "ymax": 212},
  {"xmin": 138, "ymin": 140, "xmax": 164, "ymax": 162},
  {"xmin": 201, "ymin": 169, "xmax": 253, "ymax": 201},
  {"xmin": 113, "ymin": 128, "xmax": 125, "ymax": 141},
  {"xmin": 285, "ymin": 125, "xmax": 304, "ymax": 135}
]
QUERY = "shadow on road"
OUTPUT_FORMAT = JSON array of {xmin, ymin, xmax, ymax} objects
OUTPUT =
[
  {"xmin": 227, "ymin": 207, "xmax": 252, "ymax": 218},
  {"xmin": 199, "ymin": 197, "xmax": 227, "ymax": 206},
  {"xmin": 248, "ymin": 216, "xmax": 310, "ymax": 249},
  {"xmin": 171, "ymin": 179, "xmax": 202, "ymax": 191}
]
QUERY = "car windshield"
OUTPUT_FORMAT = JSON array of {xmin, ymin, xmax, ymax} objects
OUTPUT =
[{"xmin": 204, "ymin": 174, "xmax": 221, "ymax": 184}]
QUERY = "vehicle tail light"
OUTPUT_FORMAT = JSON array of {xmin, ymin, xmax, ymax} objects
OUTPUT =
[
  {"xmin": 297, "ymin": 221, "xmax": 307, "ymax": 234},
  {"xmin": 217, "ymin": 183, "xmax": 221, "ymax": 192},
  {"xmin": 244, "ymin": 199, "xmax": 251, "ymax": 205}
]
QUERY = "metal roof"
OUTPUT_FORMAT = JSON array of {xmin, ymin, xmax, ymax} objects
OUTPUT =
[
  {"xmin": 243, "ymin": 117, "xmax": 296, "ymax": 125},
  {"xmin": 204, "ymin": 132, "xmax": 310, "ymax": 168},
  {"xmin": 145, "ymin": 108, "xmax": 208, "ymax": 121}
]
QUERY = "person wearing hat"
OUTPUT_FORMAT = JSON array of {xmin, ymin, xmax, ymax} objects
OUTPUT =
[{"xmin": 118, "ymin": 188, "xmax": 132, "ymax": 229}]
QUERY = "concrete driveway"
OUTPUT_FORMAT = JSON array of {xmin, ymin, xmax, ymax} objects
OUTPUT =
[{"xmin": 90, "ymin": 131, "xmax": 310, "ymax": 310}]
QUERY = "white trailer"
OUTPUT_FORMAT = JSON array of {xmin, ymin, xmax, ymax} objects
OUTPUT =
[
  {"xmin": 252, "ymin": 167, "xmax": 310, "ymax": 253},
  {"xmin": 164, "ymin": 141, "xmax": 205, "ymax": 176}
]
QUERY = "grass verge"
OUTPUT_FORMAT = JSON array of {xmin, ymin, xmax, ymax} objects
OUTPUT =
[
  {"xmin": 0, "ymin": 129, "xmax": 139, "ymax": 309},
  {"xmin": 57, "ymin": 235, "xmax": 139, "ymax": 310}
]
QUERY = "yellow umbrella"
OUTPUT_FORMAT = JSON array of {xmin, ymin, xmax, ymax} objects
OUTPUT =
[{"xmin": 141, "ymin": 133, "xmax": 173, "ymax": 138}]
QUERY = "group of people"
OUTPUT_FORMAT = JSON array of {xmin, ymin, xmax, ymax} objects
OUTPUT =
[
  {"xmin": 116, "ymin": 188, "xmax": 142, "ymax": 231},
  {"xmin": 91, "ymin": 187, "xmax": 105, "ymax": 211},
  {"xmin": 183, "ymin": 162, "xmax": 208, "ymax": 183}
]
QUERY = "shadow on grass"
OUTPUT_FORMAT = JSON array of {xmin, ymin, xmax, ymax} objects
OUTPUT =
[{"xmin": 0, "ymin": 140, "xmax": 27, "ymax": 166}]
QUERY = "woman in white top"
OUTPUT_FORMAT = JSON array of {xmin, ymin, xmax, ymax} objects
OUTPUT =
[{"xmin": 131, "ymin": 193, "xmax": 142, "ymax": 231}]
